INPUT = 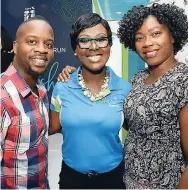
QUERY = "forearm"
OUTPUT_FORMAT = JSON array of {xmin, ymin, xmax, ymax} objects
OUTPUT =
[
  {"xmin": 122, "ymin": 119, "xmax": 129, "ymax": 130},
  {"xmin": 48, "ymin": 125, "xmax": 61, "ymax": 135},
  {"xmin": 178, "ymin": 166, "xmax": 188, "ymax": 189},
  {"xmin": 49, "ymin": 110, "xmax": 61, "ymax": 135}
]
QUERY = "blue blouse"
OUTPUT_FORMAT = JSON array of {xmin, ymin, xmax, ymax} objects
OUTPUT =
[{"xmin": 50, "ymin": 66, "xmax": 131, "ymax": 173}]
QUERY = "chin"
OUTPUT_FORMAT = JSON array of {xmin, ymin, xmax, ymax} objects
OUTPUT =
[
  {"xmin": 92, "ymin": 62, "xmax": 106, "ymax": 69},
  {"xmin": 91, "ymin": 67, "xmax": 103, "ymax": 71},
  {"xmin": 147, "ymin": 63, "xmax": 159, "ymax": 67},
  {"xmin": 144, "ymin": 59, "xmax": 162, "ymax": 67},
  {"xmin": 29, "ymin": 69, "xmax": 46, "ymax": 78},
  {"xmin": 83, "ymin": 64, "xmax": 106, "ymax": 74}
]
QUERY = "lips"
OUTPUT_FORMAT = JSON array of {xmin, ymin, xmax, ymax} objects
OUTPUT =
[
  {"xmin": 143, "ymin": 50, "xmax": 158, "ymax": 58},
  {"xmin": 86, "ymin": 54, "xmax": 102, "ymax": 62},
  {"xmin": 30, "ymin": 56, "xmax": 48, "ymax": 67}
]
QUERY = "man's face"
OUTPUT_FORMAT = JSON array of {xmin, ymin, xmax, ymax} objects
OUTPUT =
[{"xmin": 13, "ymin": 20, "xmax": 54, "ymax": 77}]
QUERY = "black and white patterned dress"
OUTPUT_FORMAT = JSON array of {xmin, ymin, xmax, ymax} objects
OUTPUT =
[{"xmin": 123, "ymin": 62, "xmax": 188, "ymax": 189}]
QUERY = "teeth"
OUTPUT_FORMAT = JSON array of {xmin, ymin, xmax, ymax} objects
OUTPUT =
[
  {"xmin": 32, "ymin": 59, "xmax": 45, "ymax": 63},
  {"xmin": 87, "ymin": 55, "xmax": 101, "ymax": 62},
  {"xmin": 145, "ymin": 50, "xmax": 157, "ymax": 56},
  {"xmin": 31, "ymin": 58, "xmax": 46, "ymax": 66},
  {"xmin": 32, "ymin": 58, "xmax": 46, "ymax": 61}
]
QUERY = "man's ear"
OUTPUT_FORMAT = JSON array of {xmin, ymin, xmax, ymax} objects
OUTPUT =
[{"xmin": 13, "ymin": 41, "xmax": 17, "ymax": 55}]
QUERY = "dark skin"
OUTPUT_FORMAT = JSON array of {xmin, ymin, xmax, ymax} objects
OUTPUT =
[
  {"xmin": 73, "ymin": 24, "xmax": 111, "ymax": 94},
  {"xmin": 13, "ymin": 20, "xmax": 54, "ymax": 95},
  {"xmin": 57, "ymin": 65, "xmax": 76, "ymax": 82},
  {"xmin": 49, "ymin": 24, "xmax": 112, "ymax": 135},
  {"xmin": 49, "ymin": 110, "xmax": 61, "ymax": 135},
  {"xmin": 58, "ymin": 16, "xmax": 188, "ymax": 188},
  {"xmin": 135, "ymin": 15, "xmax": 188, "ymax": 188},
  {"xmin": 135, "ymin": 16, "xmax": 176, "ymax": 85}
]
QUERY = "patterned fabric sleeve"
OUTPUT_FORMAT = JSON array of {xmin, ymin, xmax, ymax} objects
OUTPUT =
[
  {"xmin": 129, "ymin": 73, "xmax": 138, "ymax": 85},
  {"xmin": 0, "ymin": 100, "xmax": 11, "ymax": 163},
  {"xmin": 177, "ymin": 73, "xmax": 188, "ymax": 111},
  {"xmin": 129, "ymin": 69, "xmax": 148, "ymax": 87},
  {"xmin": 50, "ymin": 83, "xmax": 62, "ymax": 113}
]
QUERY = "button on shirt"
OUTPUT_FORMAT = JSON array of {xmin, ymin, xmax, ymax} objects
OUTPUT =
[
  {"xmin": 0, "ymin": 65, "xmax": 49, "ymax": 189},
  {"xmin": 50, "ymin": 66, "xmax": 131, "ymax": 174}
]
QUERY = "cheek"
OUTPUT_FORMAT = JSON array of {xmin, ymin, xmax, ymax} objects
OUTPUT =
[
  {"xmin": 135, "ymin": 44, "xmax": 143, "ymax": 56},
  {"xmin": 103, "ymin": 47, "xmax": 111, "ymax": 57},
  {"xmin": 75, "ymin": 48, "xmax": 83, "ymax": 55},
  {"xmin": 162, "ymin": 41, "xmax": 174, "ymax": 55},
  {"xmin": 75, "ymin": 49, "xmax": 87, "ymax": 61},
  {"xmin": 75, "ymin": 53, "xmax": 86, "ymax": 64},
  {"xmin": 17, "ymin": 46, "xmax": 31, "ymax": 57},
  {"xmin": 159, "ymin": 34, "xmax": 173, "ymax": 48},
  {"xmin": 48, "ymin": 50, "xmax": 54, "ymax": 60},
  {"xmin": 75, "ymin": 48, "xmax": 86, "ymax": 56}
]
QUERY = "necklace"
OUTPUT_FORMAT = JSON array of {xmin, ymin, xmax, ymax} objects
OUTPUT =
[{"xmin": 78, "ymin": 71, "xmax": 110, "ymax": 102}]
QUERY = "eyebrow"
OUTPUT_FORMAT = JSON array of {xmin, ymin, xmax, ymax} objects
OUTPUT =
[
  {"xmin": 79, "ymin": 33, "xmax": 107, "ymax": 38},
  {"xmin": 148, "ymin": 26, "xmax": 161, "ymax": 32},
  {"xmin": 136, "ymin": 26, "xmax": 162, "ymax": 35},
  {"xmin": 26, "ymin": 35, "xmax": 54, "ymax": 41}
]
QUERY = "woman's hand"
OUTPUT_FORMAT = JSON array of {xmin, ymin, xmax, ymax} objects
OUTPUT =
[{"xmin": 58, "ymin": 65, "xmax": 77, "ymax": 82}]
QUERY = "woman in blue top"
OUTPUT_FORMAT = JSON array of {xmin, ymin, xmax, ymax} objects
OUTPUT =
[{"xmin": 49, "ymin": 13, "xmax": 131, "ymax": 189}]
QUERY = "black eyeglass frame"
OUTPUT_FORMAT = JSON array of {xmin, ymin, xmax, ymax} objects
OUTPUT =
[{"xmin": 76, "ymin": 37, "xmax": 110, "ymax": 49}]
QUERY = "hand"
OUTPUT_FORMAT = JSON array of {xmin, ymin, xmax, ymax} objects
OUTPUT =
[{"xmin": 57, "ymin": 65, "xmax": 77, "ymax": 82}]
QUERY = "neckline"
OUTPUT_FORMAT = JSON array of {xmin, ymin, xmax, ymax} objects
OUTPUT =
[
  {"xmin": 78, "ymin": 70, "xmax": 110, "ymax": 102},
  {"xmin": 143, "ymin": 62, "xmax": 180, "ymax": 86}
]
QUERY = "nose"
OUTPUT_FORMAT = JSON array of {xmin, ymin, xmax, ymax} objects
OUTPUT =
[
  {"xmin": 89, "ymin": 40, "xmax": 99, "ymax": 50},
  {"xmin": 35, "ymin": 42, "xmax": 48, "ymax": 53},
  {"xmin": 142, "ymin": 36, "xmax": 153, "ymax": 48}
]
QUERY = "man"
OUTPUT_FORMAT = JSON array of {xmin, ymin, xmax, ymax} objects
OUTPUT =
[{"xmin": 0, "ymin": 16, "xmax": 54, "ymax": 189}]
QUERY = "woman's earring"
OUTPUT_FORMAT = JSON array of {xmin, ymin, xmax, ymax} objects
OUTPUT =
[{"xmin": 74, "ymin": 52, "xmax": 77, "ymax": 56}]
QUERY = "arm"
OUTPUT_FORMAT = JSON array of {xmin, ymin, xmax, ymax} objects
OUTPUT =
[
  {"xmin": 122, "ymin": 81, "xmax": 132, "ymax": 131},
  {"xmin": 178, "ymin": 104, "xmax": 188, "ymax": 189},
  {"xmin": 122, "ymin": 118, "xmax": 129, "ymax": 130},
  {"xmin": 58, "ymin": 65, "xmax": 77, "ymax": 82},
  {"xmin": 0, "ymin": 101, "xmax": 11, "ymax": 162},
  {"xmin": 49, "ymin": 110, "xmax": 61, "ymax": 135},
  {"xmin": 49, "ymin": 83, "xmax": 63, "ymax": 135}
]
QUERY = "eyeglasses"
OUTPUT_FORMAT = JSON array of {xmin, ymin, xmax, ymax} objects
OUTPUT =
[{"xmin": 77, "ymin": 37, "xmax": 110, "ymax": 49}]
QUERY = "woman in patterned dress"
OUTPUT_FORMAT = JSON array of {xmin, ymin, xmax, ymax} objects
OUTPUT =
[{"xmin": 118, "ymin": 3, "xmax": 188, "ymax": 189}]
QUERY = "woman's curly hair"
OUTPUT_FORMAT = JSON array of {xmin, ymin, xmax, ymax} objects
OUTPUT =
[{"xmin": 117, "ymin": 3, "xmax": 188, "ymax": 54}]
